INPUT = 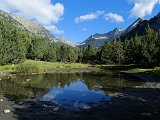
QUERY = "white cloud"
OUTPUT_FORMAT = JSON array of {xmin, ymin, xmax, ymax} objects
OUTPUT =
[
  {"xmin": 75, "ymin": 10, "xmax": 104, "ymax": 23},
  {"xmin": 129, "ymin": 0, "xmax": 160, "ymax": 18},
  {"xmin": 82, "ymin": 28, "xmax": 87, "ymax": 31},
  {"xmin": 45, "ymin": 25, "xmax": 64, "ymax": 34},
  {"xmin": 104, "ymin": 13, "xmax": 124, "ymax": 23},
  {"xmin": 0, "ymin": 0, "xmax": 64, "ymax": 34}
]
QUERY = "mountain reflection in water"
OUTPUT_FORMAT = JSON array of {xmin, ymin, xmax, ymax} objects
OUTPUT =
[
  {"xmin": 40, "ymin": 81, "xmax": 112, "ymax": 109},
  {"xmin": 0, "ymin": 72, "xmax": 144, "ymax": 109}
]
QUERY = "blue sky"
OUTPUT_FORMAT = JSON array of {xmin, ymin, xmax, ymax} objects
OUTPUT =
[
  {"xmin": 0, "ymin": 0, "xmax": 160, "ymax": 43},
  {"xmin": 53, "ymin": 0, "xmax": 160, "ymax": 43}
]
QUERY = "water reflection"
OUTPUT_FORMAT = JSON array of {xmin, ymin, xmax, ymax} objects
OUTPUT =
[
  {"xmin": 0, "ymin": 72, "xmax": 144, "ymax": 109},
  {"xmin": 39, "ymin": 81, "xmax": 112, "ymax": 109}
]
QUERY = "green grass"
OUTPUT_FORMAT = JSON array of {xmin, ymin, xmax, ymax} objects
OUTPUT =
[
  {"xmin": 124, "ymin": 67, "xmax": 160, "ymax": 76},
  {"xmin": 16, "ymin": 62, "xmax": 42, "ymax": 74},
  {"xmin": 23, "ymin": 60, "xmax": 90, "ymax": 69},
  {"xmin": 0, "ymin": 60, "xmax": 91, "ymax": 74},
  {"xmin": 127, "ymin": 68, "xmax": 153, "ymax": 73},
  {"xmin": 93, "ymin": 64, "xmax": 136, "ymax": 68},
  {"xmin": 0, "ymin": 64, "xmax": 17, "ymax": 73},
  {"xmin": 94, "ymin": 64, "xmax": 160, "ymax": 76},
  {"xmin": 0, "ymin": 60, "xmax": 160, "ymax": 76}
]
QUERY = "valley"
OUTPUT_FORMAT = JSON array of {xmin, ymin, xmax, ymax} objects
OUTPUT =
[{"xmin": 0, "ymin": 3, "xmax": 160, "ymax": 120}]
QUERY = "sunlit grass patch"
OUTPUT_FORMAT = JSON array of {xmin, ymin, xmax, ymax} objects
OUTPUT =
[
  {"xmin": 16, "ymin": 62, "xmax": 42, "ymax": 74},
  {"xmin": 128, "ymin": 68, "xmax": 153, "ymax": 73},
  {"xmin": 0, "ymin": 60, "xmax": 91, "ymax": 74},
  {"xmin": 0, "ymin": 64, "xmax": 17, "ymax": 72}
]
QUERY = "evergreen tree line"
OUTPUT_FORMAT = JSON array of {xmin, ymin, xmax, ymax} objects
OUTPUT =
[
  {"xmin": 0, "ymin": 19, "xmax": 80, "ymax": 65},
  {"xmin": 0, "ymin": 18, "xmax": 160, "ymax": 67},
  {"xmin": 98, "ymin": 26, "xmax": 160, "ymax": 66},
  {"xmin": 0, "ymin": 19, "xmax": 31, "ymax": 65}
]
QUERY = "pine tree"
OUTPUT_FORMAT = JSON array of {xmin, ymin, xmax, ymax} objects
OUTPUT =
[
  {"xmin": 0, "ymin": 20, "xmax": 29, "ymax": 64},
  {"xmin": 29, "ymin": 37, "xmax": 48, "ymax": 60},
  {"xmin": 140, "ymin": 25, "xmax": 156, "ymax": 65},
  {"xmin": 111, "ymin": 39, "xmax": 124, "ymax": 64},
  {"xmin": 77, "ymin": 48, "xmax": 83, "ymax": 63},
  {"xmin": 82, "ymin": 45, "xmax": 97, "ymax": 63},
  {"xmin": 68, "ymin": 48, "xmax": 78, "ymax": 63},
  {"xmin": 123, "ymin": 38, "xmax": 130, "ymax": 64},
  {"xmin": 100, "ymin": 41, "xmax": 113, "ymax": 64},
  {"xmin": 43, "ymin": 44, "xmax": 57, "ymax": 62},
  {"xmin": 0, "ymin": 34, "xmax": 9, "ymax": 65},
  {"xmin": 10, "ymin": 29, "xmax": 26, "ymax": 63}
]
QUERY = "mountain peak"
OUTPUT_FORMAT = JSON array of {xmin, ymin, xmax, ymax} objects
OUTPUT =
[
  {"xmin": 134, "ymin": 18, "xmax": 145, "ymax": 24},
  {"xmin": 113, "ymin": 28, "xmax": 123, "ymax": 32},
  {"xmin": 122, "ymin": 17, "xmax": 144, "ymax": 35},
  {"xmin": 79, "ymin": 28, "xmax": 124, "ymax": 48}
]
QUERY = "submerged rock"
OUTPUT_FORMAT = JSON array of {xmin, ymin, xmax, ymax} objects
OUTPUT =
[
  {"xmin": 92, "ymin": 85, "xmax": 103, "ymax": 89},
  {"xmin": 74, "ymin": 102, "xmax": 91, "ymax": 110},
  {"xmin": 53, "ymin": 106, "xmax": 60, "ymax": 111}
]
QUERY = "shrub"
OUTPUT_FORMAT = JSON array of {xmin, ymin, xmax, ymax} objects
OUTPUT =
[
  {"xmin": 153, "ymin": 67, "xmax": 160, "ymax": 75},
  {"xmin": 16, "ymin": 62, "xmax": 42, "ymax": 74}
]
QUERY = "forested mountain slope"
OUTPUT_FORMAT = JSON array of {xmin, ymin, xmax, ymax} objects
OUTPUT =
[{"xmin": 0, "ymin": 10, "xmax": 75, "ymax": 47}]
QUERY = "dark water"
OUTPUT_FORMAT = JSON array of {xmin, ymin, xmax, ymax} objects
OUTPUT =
[{"xmin": 0, "ymin": 72, "xmax": 144, "ymax": 109}]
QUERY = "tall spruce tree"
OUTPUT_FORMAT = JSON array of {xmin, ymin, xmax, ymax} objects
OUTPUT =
[
  {"xmin": 29, "ymin": 37, "xmax": 48, "ymax": 60},
  {"xmin": 43, "ymin": 44, "xmax": 57, "ymax": 62},
  {"xmin": 100, "ymin": 41, "xmax": 113, "ymax": 64},
  {"xmin": 82, "ymin": 45, "xmax": 97, "ymax": 63},
  {"xmin": 68, "ymin": 48, "xmax": 78, "ymax": 63},
  {"xmin": 140, "ymin": 25, "xmax": 158, "ymax": 65},
  {"xmin": 112, "ymin": 39, "xmax": 124, "ymax": 64}
]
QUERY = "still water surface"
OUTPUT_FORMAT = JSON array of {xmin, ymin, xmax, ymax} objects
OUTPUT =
[{"xmin": 0, "ymin": 72, "xmax": 144, "ymax": 109}]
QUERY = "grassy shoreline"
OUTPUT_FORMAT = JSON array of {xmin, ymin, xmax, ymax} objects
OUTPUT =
[
  {"xmin": 0, "ymin": 60, "xmax": 95, "ymax": 74},
  {"xmin": 95, "ymin": 64, "xmax": 160, "ymax": 76},
  {"xmin": 0, "ymin": 60, "xmax": 160, "ymax": 76}
]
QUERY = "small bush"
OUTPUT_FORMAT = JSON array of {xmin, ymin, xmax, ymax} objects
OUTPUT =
[
  {"xmin": 16, "ymin": 62, "xmax": 42, "ymax": 74},
  {"xmin": 153, "ymin": 67, "xmax": 160, "ymax": 75}
]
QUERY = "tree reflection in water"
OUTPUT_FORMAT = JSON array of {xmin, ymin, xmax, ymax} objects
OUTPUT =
[{"xmin": 0, "ymin": 72, "xmax": 144, "ymax": 108}]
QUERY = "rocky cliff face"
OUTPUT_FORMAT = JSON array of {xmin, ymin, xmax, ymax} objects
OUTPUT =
[
  {"xmin": 120, "ymin": 18, "xmax": 148, "ymax": 40},
  {"xmin": 121, "ymin": 18, "xmax": 144, "ymax": 36},
  {"xmin": 78, "ymin": 28, "xmax": 124, "ymax": 48},
  {"xmin": 57, "ymin": 37, "xmax": 77, "ymax": 47},
  {"xmin": 11, "ymin": 14, "xmax": 58, "ymax": 43},
  {"xmin": 0, "ymin": 10, "xmax": 27, "ymax": 31}
]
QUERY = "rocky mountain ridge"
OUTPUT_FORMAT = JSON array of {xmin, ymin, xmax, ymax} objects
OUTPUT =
[
  {"xmin": 80, "ymin": 12, "xmax": 160, "ymax": 47},
  {"xmin": 0, "ymin": 10, "xmax": 75, "ymax": 47},
  {"xmin": 120, "ymin": 12, "xmax": 160, "ymax": 40},
  {"xmin": 10, "ymin": 13, "xmax": 58, "ymax": 43},
  {"xmin": 1, "ymin": 10, "xmax": 160, "ymax": 48},
  {"xmin": 78, "ymin": 28, "xmax": 124, "ymax": 48}
]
